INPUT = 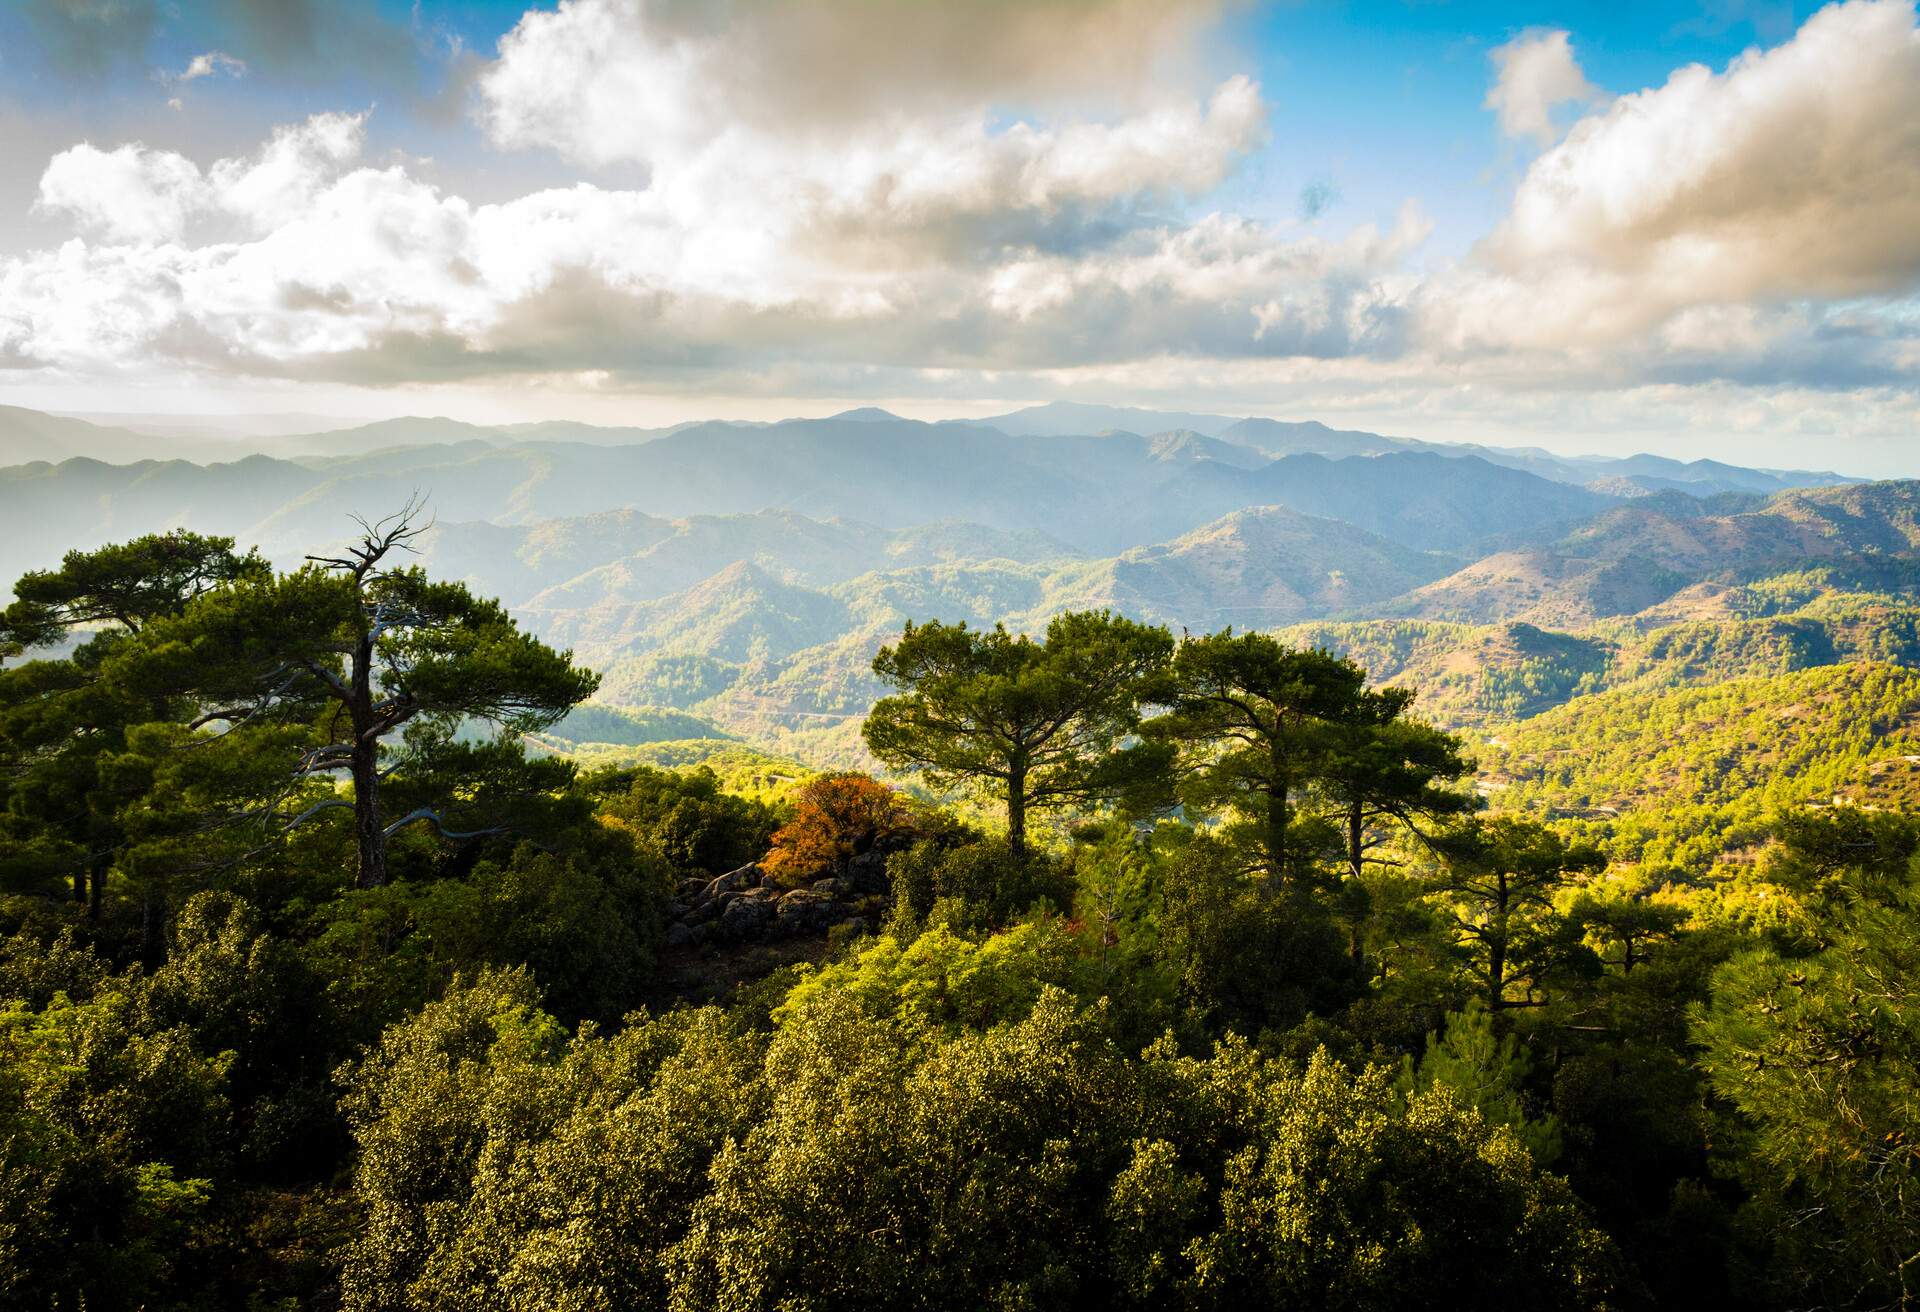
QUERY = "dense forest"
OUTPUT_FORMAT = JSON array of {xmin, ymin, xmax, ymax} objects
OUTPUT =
[{"xmin": 3, "ymin": 519, "xmax": 1916, "ymax": 1311}]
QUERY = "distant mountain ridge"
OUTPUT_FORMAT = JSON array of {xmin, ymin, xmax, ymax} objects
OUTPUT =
[
  {"xmin": 0, "ymin": 413, "xmax": 1639, "ymax": 587},
  {"xmin": 1384, "ymin": 481, "xmax": 1920, "ymax": 627},
  {"xmin": 2, "ymin": 402, "xmax": 1859, "ymax": 501}
]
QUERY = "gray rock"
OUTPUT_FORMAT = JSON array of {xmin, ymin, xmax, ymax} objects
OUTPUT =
[
  {"xmin": 719, "ymin": 896, "xmax": 776, "ymax": 939},
  {"xmin": 701, "ymin": 864, "xmax": 759, "ymax": 902}
]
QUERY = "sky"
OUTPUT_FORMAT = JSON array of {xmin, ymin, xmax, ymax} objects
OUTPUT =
[{"xmin": 0, "ymin": 0, "xmax": 1916, "ymax": 474}]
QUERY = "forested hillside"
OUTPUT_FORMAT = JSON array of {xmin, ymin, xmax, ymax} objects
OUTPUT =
[
  {"xmin": 1, "ymin": 415, "xmax": 1914, "ymax": 1310},
  {"xmin": 3, "ymin": 514, "xmax": 1918, "ymax": 1311}
]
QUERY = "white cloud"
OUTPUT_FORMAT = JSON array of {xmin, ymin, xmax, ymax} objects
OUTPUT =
[
  {"xmin": 208, "ymin": 111, "xmax": 367, "ymax": 231},
  {"xmin": 1484, "ymin": 30, "xmax": 1603, "ymax": 146},
  {"xmin": 2, "ymin": 0, "xmax": 1307, "ymax": 384},
  {"xmin": 32, "ymin": 112, "xmax": 369, "ymax": 249},
  {"xmin": 175, "ymin": 50, "xmax": 248, "ymax": 83},
  {"xmin": 474, "ymin": 0, "xmax": 1268, "ymax": 280},
  {"xmin": 5, "ymin": 0, "xmax": 1920, "ymax": 442},
  {"xmin": 1489, "ymin": 0, "xmax": 1920, "ymax": 304},
  {"xmin": 1420, "ymin": 0, "xmax": 1920, "ymax": 380},
  {"xmin": 477, "ymin": 0, "xmax": 1231, "ymax": 167},
  {"xmin": 35, "ymin": 143, "xmax": 205, "ymax": 244}
]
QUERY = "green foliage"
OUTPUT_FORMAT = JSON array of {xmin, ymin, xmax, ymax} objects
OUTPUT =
[
  {"xmin": 1177, "ymin": 1050, "xmax": 1614, "ymax": 1310},
  {"xmin": 1147, "ymin": 630, "xmax": 1373, "ymax": 885},
  {"xmin": 1483, "ymin": 663, "xmax": 1920, "ymax": 874},
  {"xmin": 311, "ymin": 831, "xmax": 671, "ymax": 1036},
  {"xmin": 672, "ymin": 984, "xmax": 1615, "ymax": 1312},
  {"xmin": 593, "ymin": 763, "xmax": 780, "ymax": 876},
  {"xmin": 1399, "ymin": 998, "xmax": 1562, "ymax": 1163},
  {"xmin": 539, "ymin": 701, "xmax": 730, "ymax": 747},
  {"xmin": 111, "ymin": 513, "xmax": 599, "ymax": 888},
  {"xmin": 7, "ymin": 522, "xmax": 1919, "ymax": 1311},
  {"xmin": 778, "ymin": 921, "xmax": 1080, "ymax": 1034},
  {"xmin": 0, "ymin": 529, "xmax": 267, "ymax": 654},
  {"xmin": 1427, "ymin": 816, "xmax": 1606, "ymax": 1010},
  {"xmin": 0, "ymin": 976, "xmax": 231, "ymax": 1309},
  {"xmin": 1155, "ymin": 833, "xmax": 1364, "ymax": 1034},
  {"xmin": 885, "ymin": 836, "xmax": 1073, "ymax": 934},
  {"xmin": 1692, "ymin": 812, "xmax": 1920, "ymax": 1310},
  {"xmin": 865, "ymin": 611, "xmax": 1173, "ymax": 855}
]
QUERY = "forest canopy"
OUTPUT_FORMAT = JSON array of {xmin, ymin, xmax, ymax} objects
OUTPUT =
[{"xmin": 1, "ymin": 524, "xmax": 1916, "ymax": 1311}]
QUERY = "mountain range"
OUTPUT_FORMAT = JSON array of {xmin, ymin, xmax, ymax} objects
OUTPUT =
[{"xmin": 1, "ymin": 399, "xmax": 1908, "ymax": 774}]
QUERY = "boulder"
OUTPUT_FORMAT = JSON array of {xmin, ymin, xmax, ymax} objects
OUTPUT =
[
  {"xmin": 666, "ymin": 921, "xmax": 715, "ymax": 948},
  {"xmin": 719, "ymin": 896, "xmax": 776, "ymax": 940},
  {"xmin": 701, "ymin": 864, "xmax": 759, "ymax": 902}
]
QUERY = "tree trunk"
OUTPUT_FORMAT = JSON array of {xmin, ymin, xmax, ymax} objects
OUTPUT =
[
  {"xmin": 1265, "ymin": 754, "xmax": 1290, "ymax": 890},
  {"xmin": 1487, "ymin": 869, "xmax": 1510, "ymax": 1009},
  {"xmin": 348, "ymin": 619, "xmax": 388, "ymax": 889},
  {"xmin": 352, "ymin": 739, "xmax": 387, "ymax": 889},
  {"xmin": 1006, "ymin": 760, "xmax": 1028, "ymax": 862},
  {"xmin": 1347, "ymin": 801, "xmax": 1365, "ymax": 882},
  {"xmin": 72, "ymin": 864, "xmax": 87, "ymax": 906}
]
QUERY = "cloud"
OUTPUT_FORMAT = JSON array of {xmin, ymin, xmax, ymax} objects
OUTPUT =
[
  {"xmin": 1484, "ymin": 29, "xmax": 1603, "ymax": 146},
  {"xmin": 5, "ymin": 0, "xmax": 1920, "ymax": 427},
  {"xmin": 208, "ymin": 112, "xmax": 367, "ymax": 231},
  {"xmin": 32, "ymin": 112, "xmax": 369, "ymax": 246},
  {"xmin": 474, "ymin": 0, "xmax": 1266, "ymax": 273},
  {"xmin": 35, "ymin": 142, "xmax": 205, "ymax": 243},
  {"xmin": 0, "ymin": 99, "xmax": 1413, "ymax": 387},
  {"xmin": 1421, "ymin": 0, "xmax": 1920, "ymax": 384},
  {"xmin": 478, "ymin": 0, "xmax": 1233, "ymax": 164},
  {"xmin": 174, "ymin": 50, "xmax": 247, "ymax": 82},
  {"xmin": 1, "ymin": 1, "xmax": 1315, "ymax": 387},
  {"xmin": 1487, "ymin": 0, "xmax": 1920, "ymax": 304}
]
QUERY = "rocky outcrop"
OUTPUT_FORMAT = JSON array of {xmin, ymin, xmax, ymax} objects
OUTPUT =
[{"xmin": 665, "ymin": 861, "xmax": 876, "ymax": 949}]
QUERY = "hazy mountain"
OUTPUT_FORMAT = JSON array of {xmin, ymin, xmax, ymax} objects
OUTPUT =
[
  {"xmin": 553, "ymin": 504, "xmax": 1457, "ymax": 759},
  {"xmin": 972, "ymin": 401, "xmax": 1238, "ymax": 437},
  {"xmin": 1227, "ymin": 451, "xmax": 1616, "ymax": 553},
  {"xmin": 1032, "ymin": 505, "xmax": 1450, "ymax": 631},
  {"xmin": 1377, "ymin": 551, "xmax": 1695, "ymax": 627},
  {"xmin": 535, "ymin": 560, "xmax": 855, "ymax": 666},
  {"xmin": 0, "ymin": 407, "xmax": 166, "ymax": 465},
  {"xmin": 1216, "ymin": 417, "xmax": 1411, "ymax": 458},
  {"xmin": 0, "ymin": 414, "xmax": 1635, "ymax": 588},
  {"xmin": 1376, "ymin": 481, "xmax": 1920, "ymax": 626},
  {"xmin": 3, "ymin": 402, "xmax": 1860, "ymax": 508},
  {"xmin": 508, "ymin": 511, "xmax": 1074, "ymax": 615},
  {"xmin": 1276, "ymin": 619, "xmax": 1614, "ymax": 727},
  {"xmin": 1142, "ymin": 429, "xmax": 1274, "ymax": 470}
]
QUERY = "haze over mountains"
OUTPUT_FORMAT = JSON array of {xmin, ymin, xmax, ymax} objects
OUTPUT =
[{"xmin": 3, "ymin": 398, "xmax": 1908, "ymax": 766}]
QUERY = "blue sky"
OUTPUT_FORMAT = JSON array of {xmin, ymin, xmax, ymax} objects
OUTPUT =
[{"xmin": 0, "ymin": 1, "xmax": 1914, "ymax": 473}]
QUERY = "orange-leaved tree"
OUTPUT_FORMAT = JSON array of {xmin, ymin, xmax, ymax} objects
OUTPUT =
[{"xmin": 762, "ymin": 773, "xmax": 915, "ymax": 887}]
